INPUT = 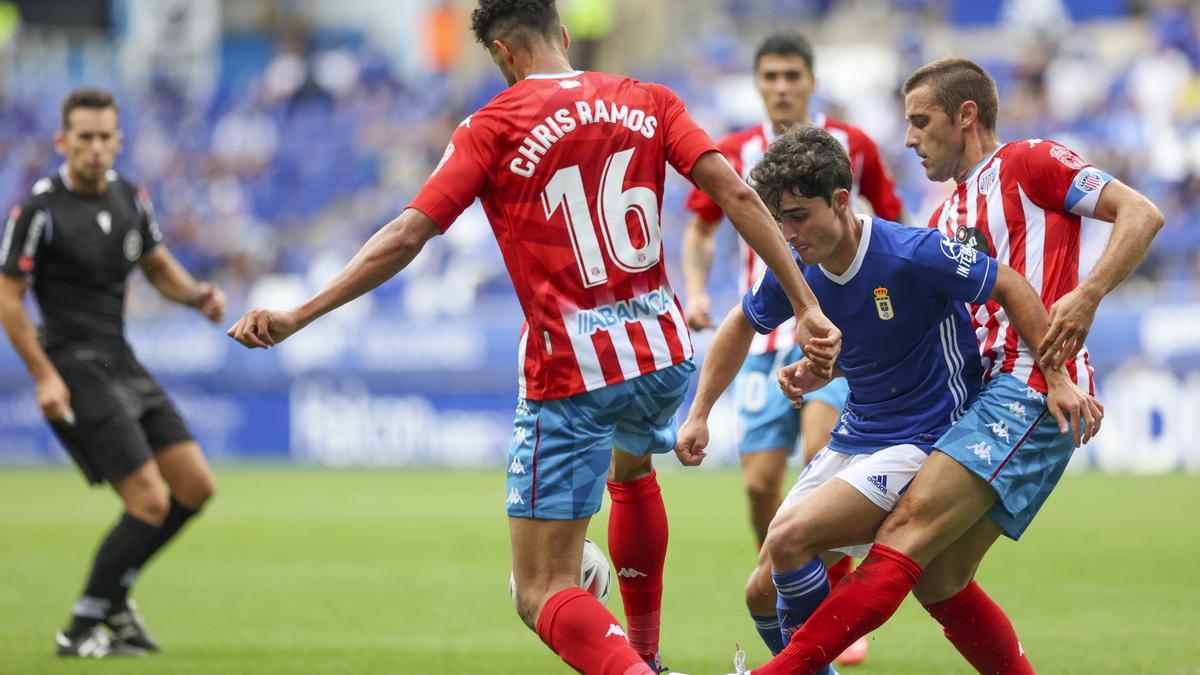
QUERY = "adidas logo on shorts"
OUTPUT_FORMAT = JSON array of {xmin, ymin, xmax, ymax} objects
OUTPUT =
[{"xmin": 867, "ymin": 474, "xmax": 888, "ymax": 493}]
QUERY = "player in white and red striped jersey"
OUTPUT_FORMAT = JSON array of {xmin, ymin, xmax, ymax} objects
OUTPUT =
[
  {"xmin": 680, "ymin": 32, "xmax": 902, "ymax": 665},
  {"xmin": 740, "ymin": 59, "xmax": 1160, "ymax": 675},
  {"xmin": 227, "ymin": 3, "xmax": 840, "ymax": 674}
]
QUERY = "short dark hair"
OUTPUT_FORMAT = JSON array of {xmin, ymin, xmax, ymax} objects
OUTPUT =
[
  {"xmin": 754, "ymin": 32, "xmax": 814, "ymax": 73},
  {"xmin": 471, "ymin": 0, "xmax": 559, "ymax": 48},
  {"xmin": 750, "ymin": 125, "xmax": 852, "ymax": 212},
  {"xmin": 903, "ymin": 58, "xmax": 999, "ymax": 131},
  {"xmin": 61, "ymin": 88, "xmax": 117, "ymax": 130}
]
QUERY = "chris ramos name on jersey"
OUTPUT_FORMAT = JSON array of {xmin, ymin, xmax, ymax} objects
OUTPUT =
[{"xmin": 509, "ymin": 99, "xmax": 658, "ymax": 178}]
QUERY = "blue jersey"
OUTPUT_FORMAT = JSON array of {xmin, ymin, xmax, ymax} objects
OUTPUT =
[{"xmin": 742, "ymin": 216, "xmax": 998, "ymax": 454}]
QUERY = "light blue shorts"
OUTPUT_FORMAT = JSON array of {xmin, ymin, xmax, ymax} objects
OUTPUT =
[
  {"xmin": 505, "ymin": 360, "xmax": 695, "ymax": 520},
  {"xmin": 735, "ymin": 346, "xmax": 849, "ymax": 455},
  {"xmin": 935, "ymin": 374, "xmax": 1077, "ymax": 540}
]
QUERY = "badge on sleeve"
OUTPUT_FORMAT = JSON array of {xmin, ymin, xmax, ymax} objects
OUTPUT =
[{"xmin": 874, "ymin": 287, "xmax": 894, "ymax": 320}]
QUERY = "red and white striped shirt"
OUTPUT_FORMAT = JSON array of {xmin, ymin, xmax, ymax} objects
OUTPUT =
[
  {"xmin": 928, "ymin": 139, "xmax": 1112, "ymax": 394},
  {"xmin": 686, "ymin": 115, "xmax": 903, "ymax": 355},
  {"xmin": 409, "ymin": 71, "xmax": 717, "ymax": 400}
]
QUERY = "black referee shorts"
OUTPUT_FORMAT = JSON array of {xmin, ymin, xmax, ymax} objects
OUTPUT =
[{"xmin": 48, "ymin": 347, "xmax": 194, "ymax": 486}]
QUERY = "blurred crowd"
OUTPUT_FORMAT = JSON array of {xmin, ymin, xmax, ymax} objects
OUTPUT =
[{"xmin": 0, "ymin": 0, "xmax": 1196, "ymax": 321}]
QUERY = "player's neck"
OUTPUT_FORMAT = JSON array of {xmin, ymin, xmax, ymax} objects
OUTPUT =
[
  {"xmin": 822, "ymin": 211, "xmax": 863, "ymax": 276},
  {"xmin": 955, "ymin": 133, "xmax": 1001, "ymax": 184},
  {"xmin": 771, "ymin": 115, "xmax": 813, "ymax": 136},
  {"xmin": 519, "ymin": 47, "xmax": 574, "ymax": 81},
  {"xmin": 63, "ymin": 165, "xmax": 109, "ymax": 197}
]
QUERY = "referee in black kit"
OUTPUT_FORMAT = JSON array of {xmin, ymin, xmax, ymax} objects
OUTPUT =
[{"xmin": 0, "ymin": 89, "xmax": 225, "ymax": 658}]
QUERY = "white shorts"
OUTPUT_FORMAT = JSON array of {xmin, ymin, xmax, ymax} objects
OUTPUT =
[{"xmin": 777, "ymin": 444, "xmax": 929, "ymax": 558}]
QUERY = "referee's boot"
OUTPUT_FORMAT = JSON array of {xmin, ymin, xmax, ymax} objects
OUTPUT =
[
  {"xmin": 104, "ymin": 600, "xmax": 161, "ymax": 652},
  {"xmin": 55, "ymin": 625, "xmax": 145, "ymax": 658}
]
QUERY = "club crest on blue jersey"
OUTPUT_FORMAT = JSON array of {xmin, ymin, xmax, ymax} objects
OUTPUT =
[{"xmin": 873, "ymin": 287, "xmax": 894, "ymax": 320}]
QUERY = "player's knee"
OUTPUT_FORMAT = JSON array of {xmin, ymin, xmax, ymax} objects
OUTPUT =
[
  {"xmin": 178, "ymin": 472, "xmax": 216, "ymax": 509},
  {"xmin": 913, "ymin": 568, "xmax": 972, "ymax": 605},
  {"xmin": 129, "ymin": 490, "xmax": 170, "ymax": 525},
  {"xmin": 743, "ymin": 473, "xmax": 780, "ymax": 505},
  {"xmin": 877, "ymin": 494, "xmax": 932, "ymax": 547},
  {"xmin": 744, "ymin": 564, "xmax": 776, "ymax": 615},
  {"xmin": 763, "ymin": 516, "xmax": 819, "ymax": 569},
  {"xmin": 607, "ymin": 454, "xmax": 652, "ymax": 483}
]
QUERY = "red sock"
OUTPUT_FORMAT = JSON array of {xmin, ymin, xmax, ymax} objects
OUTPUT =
[
  {"xmin": 607, "ymin": 472, "xmax": 667, "ymax": 660},
  {"xmin": 752, "ymin": 544, "xmax": 923, "ymax": 675},
  {"xmin": 825, "ymin": 555, "xmax": 853, "ymax": 589},
  {"xmin": 924, "ymin": 581, "xmax": 1034, "ymax": 674},
  {"xmin": 536, "ymin": 587, "xmax": 655, "ymax": 675}
]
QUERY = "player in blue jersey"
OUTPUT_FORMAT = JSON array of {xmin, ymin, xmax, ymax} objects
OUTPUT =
[{"xmin": 673, "ymin": 126, "xmax": 1092, "ymax": 667}]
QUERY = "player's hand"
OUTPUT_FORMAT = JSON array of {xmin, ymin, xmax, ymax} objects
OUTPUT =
[
  {"xmin": 36, "ymin": 373, "xmax": 74, "ymax": 424},
  {"xmin": 227, "ymin": 308, "xmax": 302, "ymax": 349},
  {"xmin": 777, "ymin": 359, "xmax": 832, "ymax": 409},
  {"xmin": 794, "ymin": 308, "xmax": 841, "ymax": 379},
  {"xmin": 685, "ymin": 294, "xmax": 714, "ymax": 331},
  {"xmin": 674, "ymin": 416, "xmax": 709, "ymax": 467},
  {"xmin": 1038, "ymin": 285, "xmax": 1100, "ymax": 370},
  {"xmin": 191, "ymin": 282, "xmax": 226, "ymax": 324},
  {"xmin": 1045, "ymin": 369, "xmax": 1103, "ymax": 447}
]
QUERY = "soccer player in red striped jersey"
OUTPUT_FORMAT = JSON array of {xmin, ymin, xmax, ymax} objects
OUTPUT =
[
  {"xmin": 679, "ymin": 32, "xmax": 902, "ymax": 665},
  {"xmin": 734, "ymin": 58, "xmax": 1161, "ymax": 675},
  {"xmin": 228, "ymin": 2, "xmax": 840, "ymax": 674}
]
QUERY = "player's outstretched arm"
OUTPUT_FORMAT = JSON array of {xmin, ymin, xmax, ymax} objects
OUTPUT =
[
  {"xmin": 0, "ymin": 276, "xmax": 73, "ymax": 422},
  {"xmin": 675, "ymin": 307, "xmax": 757, "ymax": 466},
  {"xmin": 681, "ymin": 214, "xmax": 720, "ymax": 331},
  {"xmin": 227, "ymin": 209, "xmax": 440, "ymax": 349},
  {"xmin": 139, "ymin": 246, "xmax": 226, "ymax": 324},
  {"xmin": 689, "ymin": 151, "xmax": 841, "ymax": 376},
  {"xmin": 990, "ymin": 264, "xmax": 1102, "ymax": 446},
  {"xmin": 1039, "ymin": 180, "xmax": 1164, "ymax": 369}
]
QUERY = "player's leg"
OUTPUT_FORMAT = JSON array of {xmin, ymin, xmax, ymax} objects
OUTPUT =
[
  {"xmin": 914, "ymin": 516, "xmax": 1034, "ymax": 674},
  {"xmin": 606, "ymin": 361, "xmax": 694, "ymax": 672},
  {"xmin": 764, "ymin": 444, "xmax": 925, "ymax": 648},
  {"xmin": 797, "ymin": 378, "xmax": 865, "ymax": 666},
  {"xmin": 507, "ymin": 387, "xmax": 658, "ymax": 675},
  {"xmin": 734, "ymin": 349, "xmax": 802, "ymax": 546},
  {"xmin": 751, "ymin": 376, "xmax": 1070, "ymax": 674},
  {"xmin": 745, "ymin": 548, "xmax": 843, "ymax": 657},
  {"xmin": 59, "ymin": 457, "xmax": 167, "ymax": 656}
]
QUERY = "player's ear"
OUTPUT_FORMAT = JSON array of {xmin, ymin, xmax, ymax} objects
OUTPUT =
[
  {"xmin": 958, "ymin": 100, "xmax": 978, "ymax": 131},
  {"xmin": 835, "ymin": 187, "xmax": 851, "ymax": 212},
  {"xmin": 53, "ymin": 129, "xmax": 66, "ymax": 156},
  {"xmin": 560, "ymin": 25, "xmax": 570, "ymax": 52}
]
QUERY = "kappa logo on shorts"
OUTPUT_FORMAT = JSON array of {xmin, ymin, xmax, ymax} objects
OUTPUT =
[
  {"xmin": 986, "ymin": 421, "xmax": 1011, "ymax": 442},
  {"xmin": 866, "ymin": 474, "xmax": 888, "ymax": 494},
  {"xmin": 506, "ymin": 487, "xmax": 525, "ymax": 505},
  {"xmin": 1003, "ymin": 401, "xmax": 1028, "ymax": 421},
  {"xmin": 968, "ymin": 441, "xmax": 993, "ymax": 464},
  {"xmin": 513, "ymin": 426, "xmax": 528, "ymax": 445},
  {"xmin": 1023, "ymin": 387, "xmax": 1046, "ymax": 403},
  {"xmin": 515, "ymin": 399, "xmax": 532, "ymax": 416},
  {"xmin": 508, "ymin": 457, "xmax": 526, "ymax": 475}
]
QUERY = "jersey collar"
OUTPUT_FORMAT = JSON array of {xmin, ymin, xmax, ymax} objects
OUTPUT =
[
  {"xmin": 819, "ymin": 215, "xmax": 872, "ymax": 285},
  {"xmin": 963, "ymin": 144, "xmax": 1004, "ymax": 183},
  {"xmin": 525, "ymin": 70, "xmax": 584, "ymax": 80}
]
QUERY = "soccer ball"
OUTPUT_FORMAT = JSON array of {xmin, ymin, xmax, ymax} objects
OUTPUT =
[{"xmin": 509, "ymin": 537, "xmax": 612, "ymax": 605}]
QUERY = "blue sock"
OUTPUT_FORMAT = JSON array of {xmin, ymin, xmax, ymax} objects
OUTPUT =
[
  {"xmin": 750, "ymin": 613, "xmax": 785, "ymax": 655},
  {"xmin": 773, "ymin": 558, "xmax": 829, "ymax": 644}
]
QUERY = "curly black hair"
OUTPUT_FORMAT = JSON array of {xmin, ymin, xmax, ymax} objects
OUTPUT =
[
  {"xmin": 470, "ymin": 0, "xmax": 559, "ymax": 47},
  {"xmin": 749, "ymin": 125, "xmax": 852, "ymax": 214}
]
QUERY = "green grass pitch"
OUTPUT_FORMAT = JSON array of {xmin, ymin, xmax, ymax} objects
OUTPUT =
[{"xmin": 1, "ymin": 468, "xmax": 1197, "ymax": 674}]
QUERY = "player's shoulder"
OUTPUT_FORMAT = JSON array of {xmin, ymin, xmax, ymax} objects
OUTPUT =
[
  {"xmin": 20, "ymin": 175, "xmax": 57, "ymax": 207},
  {"xmin": 819, "ymin": 115, "xmax": 877, "ymax": 147},
  {"xmin": 997, "ymin": 138, "xmax": 1087, "ymax": 170},
  {"xmin": 870, "ymin": 216, "xmax": 940, "ymax": 256}
]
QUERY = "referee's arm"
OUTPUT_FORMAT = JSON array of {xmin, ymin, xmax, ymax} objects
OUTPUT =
[
  {"xmin": 139, "ymin": 246, "xmax": 225, "ymax": 324},
  {"xmin": 0, "ymin": 275, "xmax": 73, "ymax": 421}
]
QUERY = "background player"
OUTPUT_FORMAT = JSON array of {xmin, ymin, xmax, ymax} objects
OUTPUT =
[
  {"xmin": 0, "ymin": 89, "xmax": 225, "ymax": 658},
  {"xmin": 679, "ymin": 34, "xmax": 903, "ymax": 663},
  {"xmin": 227, "ymin": 2, "xmax": 838, "ymax": 673},
  {"xmin": 740, "ymin": 58, "xmax": 1161, "ymax": 675}
]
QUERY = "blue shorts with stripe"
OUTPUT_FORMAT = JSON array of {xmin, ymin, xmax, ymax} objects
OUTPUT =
[
  {"xmin": 934, "ymin": 374, "xmax": 1076, "ymax": 540},
  {"xmin": 505, "ymin": 360, "xmax": 695, "ymax": 520},
  {"xmin": 735, "ymin": 346, "xmax": 849, "ymax": 455}
]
